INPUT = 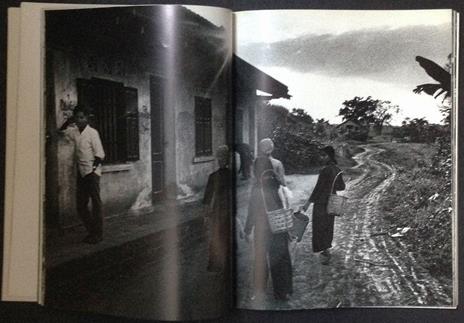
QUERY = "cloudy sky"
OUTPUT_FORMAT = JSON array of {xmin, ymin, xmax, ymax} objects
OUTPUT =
[{"xmin": 234, "ymin": 10, "xmax": 453, "ymax": 125}]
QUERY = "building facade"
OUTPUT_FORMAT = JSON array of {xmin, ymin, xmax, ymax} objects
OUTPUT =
[
  {"xmin": 234, "ymin": 56, "xmax": 291, "ymax": 157},
  {"xmin": 45, "ymin": 6, "xmax": 231, "ymax": 228}
]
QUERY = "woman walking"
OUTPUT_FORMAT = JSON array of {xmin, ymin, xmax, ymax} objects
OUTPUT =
[
  {"xmin": 244, "ymin": 138, "xmax": 293, "ymax": 301},
  {"xmin": 203, "ymin": 145, "xmax": 232, "ymax": 273},
  {"xmin": 303, "ymin": 146, "xmax": 345, "ymax": 265}
]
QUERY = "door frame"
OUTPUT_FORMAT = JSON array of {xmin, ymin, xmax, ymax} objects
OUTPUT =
[{"xmin": 150, "ymin": 75, "xmax": 166, "ymax": 201}]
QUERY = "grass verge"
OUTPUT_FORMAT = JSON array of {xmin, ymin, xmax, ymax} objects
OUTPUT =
[{"xmin": 375, "ymin": 142, "xmax": 453, "ymax": 289}]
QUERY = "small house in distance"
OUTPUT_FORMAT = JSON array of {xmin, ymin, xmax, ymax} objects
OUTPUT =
[
  {"xmin": 336, "ymin": 119, "xmax": 362, "ymax": 133},
  {"xmin": 336, "ymin": 119, "xmax": 395, "ymax": 142},
  {"xmin": 336, "ymin": 119, "xmax": 369, "ymax": 141}
]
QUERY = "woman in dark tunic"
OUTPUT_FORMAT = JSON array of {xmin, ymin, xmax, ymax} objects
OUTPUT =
[
  {"xmin": 203, "ymin": 145, "xmax": 232, "ymax": 273},
  {"xmin": 244, "ymin": 138, "xmax": 293, "ymax": 301},
  {"xmin": 303, "ymin": 146, "xmax": 345, "ymax": 264}
]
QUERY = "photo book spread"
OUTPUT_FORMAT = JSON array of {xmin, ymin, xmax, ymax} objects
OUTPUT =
[{"xmin": 2, "ymin": 2, "xmax": 460, "ymax": 321}]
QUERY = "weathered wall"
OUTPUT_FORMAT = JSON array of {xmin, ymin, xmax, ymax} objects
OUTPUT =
[
  {"xmin": 173, "ymin": 31, "xmax": 231, "ymax": 198},
  {"xmin": 51, "ymin": 48, "xmax": 152, "ymax": 227},
  {"xmin": 47, "ymin": 8, "xmax": 232, "ymax": 228},
  {"xmin": 175, "ymin": 84, "xmax": 228, "ymax": 198},
  {"xmin": 239, "ymin": 101, "xmax": 258, "ymax": 157},
  {"xmin": 237, "ymin": 108, "xmax": 251, "ymax": 147},
  {"xmin": 49, "ymin": 50, "xmax": 231, "ymax": 226},
  {"xmin": 235, "ymin": 89, "xmax": 259, "ymax": 157}
]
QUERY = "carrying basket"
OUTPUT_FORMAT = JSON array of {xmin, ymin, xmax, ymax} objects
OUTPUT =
[
  {"xmin": 266, "ymin": 208, "xmax": 294, "ymax": 234},
  {"xmin": 260, "ymin": 169, "xmax": 293, "ymax": 234},
  {"xmin": 326, "ymin": 171, "xmax": 347, "ymax": 216}
]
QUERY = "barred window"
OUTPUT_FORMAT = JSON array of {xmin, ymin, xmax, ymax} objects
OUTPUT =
[
  {"xmin": 77, "ymin": 78, "xmax": 139, "ymax": 164},
  {"xmin": 194, "ymin": 96, "xmax": 212, "ymax": 157}
]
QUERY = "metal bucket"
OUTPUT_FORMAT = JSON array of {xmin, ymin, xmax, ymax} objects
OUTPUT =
[{"xmin": 291, "ymin": 211, "xmax": 309, "ymax": 242}]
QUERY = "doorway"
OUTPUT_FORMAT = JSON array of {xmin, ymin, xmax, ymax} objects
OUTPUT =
[{"xmin": 150, "ymin": 76, "xmax": 165, "ymax": 201}]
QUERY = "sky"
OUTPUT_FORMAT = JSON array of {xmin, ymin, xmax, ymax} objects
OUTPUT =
[{"xmin": 234, "ymin": 10, "xmax": 454, "ymax": 125}]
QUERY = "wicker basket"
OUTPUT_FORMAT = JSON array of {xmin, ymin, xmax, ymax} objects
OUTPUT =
[
  {"xmin": 267, "ymin": 208, "xmax": 294, "ymax": 234},
  {"xmin": 327, "ymin": 194, "xmax": 348, "ymax": 216},
  {"xmin": 326, "ymin": 170, "xmax": 347, "ymax": 216},
  {"xmin": 260, "ymin": 169, "xmax": 293, "ymax": 234}
]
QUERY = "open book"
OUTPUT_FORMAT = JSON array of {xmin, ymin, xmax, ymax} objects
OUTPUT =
[{"xmin": 2, "ymin": 2, "xmax": 459, "ymax": 321}]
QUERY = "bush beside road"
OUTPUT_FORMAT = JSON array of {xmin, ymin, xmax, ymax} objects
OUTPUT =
[{"xmin": 376, "ymin": 142, "xmax": 453, "ymax": 290}]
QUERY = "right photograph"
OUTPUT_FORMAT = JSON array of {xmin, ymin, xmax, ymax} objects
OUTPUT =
[{"xmin": 233, "ymin": 9, "xmax": 457, "ymax": 310}]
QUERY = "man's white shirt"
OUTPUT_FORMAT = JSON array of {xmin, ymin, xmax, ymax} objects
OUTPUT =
[{"xmin": 64, "ymin": 124, "xmax": 105, "ymax": 177}]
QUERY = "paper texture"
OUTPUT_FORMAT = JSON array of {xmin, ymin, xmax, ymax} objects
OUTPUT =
[{"xmin": 2, "ymin": 7, "xmax": 26, "ymax": 302}]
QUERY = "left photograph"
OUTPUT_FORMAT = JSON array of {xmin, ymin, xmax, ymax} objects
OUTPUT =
[{"xmin": 43, "ymin": 5, "xmax": 233, "ymax": 320}]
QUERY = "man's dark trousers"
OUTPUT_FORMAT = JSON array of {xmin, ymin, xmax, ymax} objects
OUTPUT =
[{"xmin": 76, "ymin": 172, "xmax": 103, "ymax": 238}]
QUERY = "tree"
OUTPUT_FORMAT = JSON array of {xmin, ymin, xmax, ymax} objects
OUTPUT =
[
  {"xmin": 372, "ymin": 101, "xmax": 400, "ymax": 134},
  {"xmin": 314, "ymin": 118, "xmax": 330, "ymax": 138},
  {"xmin": 339, "ymin": 96, "xmax": 378, "ymax": 125},
  {"xmin": 339, "ymin": 96, "xmax": 399, "ymax": 134},
  {"xmin": 413, "ymin": 56, "xmax": 451, "ymax": 100},
  {"xmin": 414, "ymin": 55, "xmax": 452, "ymax": 126},
  {"xmin": 398, "ymin": 118, "xmax": 446, "ymax": 143},
  {"xmin": 444, "ymin": 53, "xmax": 453, "ymax": 72},
  {"xmin": 291, "ymin": 108, "xmax": 314, "ymax": 124},
  {"xmin": 258, "ymin": 103, "xmax": 289, "ymax": 139}
]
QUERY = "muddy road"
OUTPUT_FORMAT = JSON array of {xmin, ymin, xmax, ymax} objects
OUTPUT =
[{"xmin": 236, "ymin": 144, "xmax": 453, "ymax": 309}]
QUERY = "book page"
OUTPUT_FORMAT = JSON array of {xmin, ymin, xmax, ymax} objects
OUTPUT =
[
  {"xmin": 42, "ymin": 5, "xmax": 233, "ymax": 321},
  {"xmin": 2, "ymin": 7, "xmax": 27, "ymax": 301},
  {"xmin": 2, "ymin": 1, "xmax": 128, "ymax": 304},
  {"xmin": 4, "ymin": 3, "xmax": 234, "ymax": 321},
  {"xmin": 233, "ymin": 9, "xmax": 458, "ymax": 310}
]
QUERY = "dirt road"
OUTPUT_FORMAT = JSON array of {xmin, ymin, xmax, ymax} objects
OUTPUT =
[{"xmin": 236, "ymin": 144, "xmax": 453, "ymax": 310}]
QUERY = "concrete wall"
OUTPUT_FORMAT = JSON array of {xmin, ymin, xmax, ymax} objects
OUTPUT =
[
  {"xmin": 235, "ymin": 92, "xmax": 257, "ymax": 157},
  {"xmin": 237, "ymin": 108, "xmax": 251, "ymax": 146},
  {"xmin": 175, "ymin": 84, "xmax": 228, "ymax": 197},
  {"xmin": 172, "ymin": 31, "xmax": 231, "ymax": 198}
]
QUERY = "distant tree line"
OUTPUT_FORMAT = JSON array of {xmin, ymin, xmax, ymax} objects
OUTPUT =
[
  {"xmin": 258, "ymin": 104, "xmax": 334, "ymax": 142},
  {"xmin": 257, "ymin": 103, "xmax": 336, "ymax": 173},
  {"xmin": 392, "ymin": 118, "xmax": 447, "ymax": 143}
]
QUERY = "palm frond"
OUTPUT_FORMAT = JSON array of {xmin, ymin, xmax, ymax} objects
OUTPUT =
[{"xmin": 415, "ymin": 56, "xmax": 451, "ymax": 99}]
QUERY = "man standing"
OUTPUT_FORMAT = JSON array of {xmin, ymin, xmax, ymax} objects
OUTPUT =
[{"xmin": 59, "ymin": 106, "xmax": 105, "ymax": 244}]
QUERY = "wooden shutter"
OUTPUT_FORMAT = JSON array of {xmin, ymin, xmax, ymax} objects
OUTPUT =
[
  {"xmin": 195, "ymin": 97, "xmax": 212, "ymax": 156},
  {"xmin": 124, "ymin": 87, "xmax": 140, "ymax": 161},
  {"xmin": 76, "ymin": 78, "xmax": 98, "ymax": 127},
  {"xmin": 204, "ymin": 99, "xmax": 212, "ymax": 155},
  {"xmin": 78, "ymin": 78, "xmax": 139, "ymax": 163},
  {"xmin": 92, "ymin": 78, "xmax": 123, "ymax": 163}
]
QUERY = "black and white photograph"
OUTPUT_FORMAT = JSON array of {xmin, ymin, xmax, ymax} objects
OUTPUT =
[
  {"xmin": 234, "ymin": 9, "xmax": 457, "ymax": 310},
  {"xmin": 43, "ymin": 5, "xmax": 233, "ymax": 320},
  {"xmin": 1, "ymin": 2, "xmax": 460, "ymax": 322}
]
